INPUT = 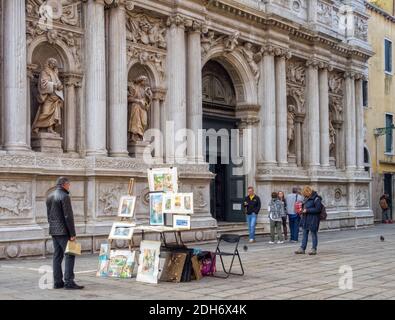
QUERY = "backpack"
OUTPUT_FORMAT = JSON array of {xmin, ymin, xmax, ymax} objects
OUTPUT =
[
  {"xmin": 314, "ymin": 197, "xmax": 327, "ymax": 221},
  {"xmin": 380, "ymin": 198, "xmax": 389, "ymax": 210},
  {"xmin": 294, "ymin": 194, "xmax": 303, "ymax": 215},
  {"xmin": 269, "ymin": 200, "xmax": 284, "ymax": 221}
]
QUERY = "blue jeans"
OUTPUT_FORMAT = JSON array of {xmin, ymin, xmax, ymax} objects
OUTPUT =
[
  {"xmin": 301, "ymin": 229, "xmax": 318, "ymax": 251},
  {"xmin": 246, "ymin": 213, "xmax": 257, "ymax": 240},
  {"xmin": 289, "ymin": 215, "xmax": 301, "ymax": 241}
]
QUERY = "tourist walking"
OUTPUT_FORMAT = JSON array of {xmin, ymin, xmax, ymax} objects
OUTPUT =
[
  {"xmin": 286, "ymin": 187, "xmax": 304, "ymax": 242},
  {"xmin": 268, "ymin": 192, "xmax": 284, "ymax": 244},
  {"xmin": 295, "ymin": 186, "xmax": 322, "ymax": 255},
  {"xmin": 278, "ymin": 191, "xmax": 288, "ymax": 240},
  {"xmin": 243, "ymin": 186, "xmax": 261, "ymax": 243},
  {"xmin": 380, "ymin": 194, "xmax": 393, "ymax": 224},
  {"xmin": 46, "ymin": 177, "xmax": 84, "ymax": 290}
]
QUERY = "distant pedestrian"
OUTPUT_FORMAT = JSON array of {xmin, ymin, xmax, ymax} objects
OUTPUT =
[
  {"xmin": 46, "ymin": 177, "xmax": 84, "ymax": 290},
  {"xmin": 278, "ymin": 191, "xmax": 288, "ymax": 241},
  {"xmin": 286, "ymin": 187, "xmax": 304, "ymax": 242},
  {"xmin": 243, "ymin": 186, "xmax": 261, "ymax": 243},
  {"xmin": 268, "ymin": 192, "xmax": 284, "ymax": 244},
  {"xmin": 295, "ymin": 186, "xmax": 322, "ymax": 255},
  {"xmin": 380, "ymin": 194, "xmax": 393, "ymax": 224}
]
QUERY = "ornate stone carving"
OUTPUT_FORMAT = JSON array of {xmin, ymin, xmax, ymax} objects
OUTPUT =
[
  {"xmin": 127, "ymin": 13, "xmax": 167, "ymax": 49},
  {"xmin": 127, "ymin": 45, "xmax": 166, "ymax": 81},
  {"xmin": 26, "ymin": 21, "xmax": 83, "ymax": 71},
  {"xmin": 286, "ymin": 61, "xmax": 305, "ymax": 86},
  {"xmin": 32, "ymin": 58, "xmax": 64, "ymax": 135},
  {"xmin": 224, "ymin": 31, "xmax": 240, "ymax": 52},
  {"xmin": 355, "ymin": 188, "xmax": 369, "ymax": 207},
  {"xmin": 317, "ymin": 1, "xmax": 332, "ymax": 26},
  {"xmin": 0, "ymin": 183, "xmax": 32, "ymax": 218},
  {"xmin": 287, "ymin": 87, "xmax": 306, "ymax": 113},
  {"xmin": 329, "ymin": 96, "xmax": 343, "ymax": 121},
  {"xmin": 354, "ymin": 15, "xmax": 368, "ymax": 42},
  {"xmin": 128, "ymin": 75, "xmax": 153, "ymax": 142},
  {"xmin": 240, "ymin": 42, "xmax": 260, "ymax": 81},
  {"xmin": 98, "ymin": 185, "xmax": 124, "ymax": 216},
  {"xmin": 328, "ymin": 73, "xmax": 344, "ymax": 95},
  {"xmin": 193, "ymin": 186, "xmax": 208, "ymax": 209},
  {"xmin": 26, "ymin": 0, "xmax": 82, "ymax": 28}
]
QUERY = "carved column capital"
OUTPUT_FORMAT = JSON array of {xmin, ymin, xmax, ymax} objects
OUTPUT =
[
  {"xmin": 63, "ymin": 73, "xmax": 83, "ymax": 88},
  {"xmin": 260, "ymin": 44, "xmax": 275, "ymax": 56},
  {"xmin": 344, "ymin": 70, "xmax": 357, "ymax": 79},
  {"xmin": 103, "ymin": 0, "xmax": 133, "ymax": 9},
  {"xmin": 185, "ymin": 19, "xmax": 207, "ymax": 34},
  {"xmin": 166, "ymin": 14, "xmax": 186, "ymax": 29},
  {"xmin": 152, "ymin": 88, "xmax": 167, "ymax": 101},
  {"xmin": 306, "ymin": 59, "xmax": 320, "ymax": 69},
  {"xmin": 274, "ymin": 47, "xmax": 292, "ymax": 60},
  {"xmin": 318, "ymin": 61, "xmax": 333, "ymax": 71}
]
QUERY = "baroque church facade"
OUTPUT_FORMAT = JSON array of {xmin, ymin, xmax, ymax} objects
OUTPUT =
[{"xmin": 0, "ymin": 0, "xmax": 373, "ymax": 258}]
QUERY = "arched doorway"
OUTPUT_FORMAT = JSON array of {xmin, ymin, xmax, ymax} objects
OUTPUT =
[{"xmin": 202, "ymin": 60, "xmax": 245, "ymax": 222}]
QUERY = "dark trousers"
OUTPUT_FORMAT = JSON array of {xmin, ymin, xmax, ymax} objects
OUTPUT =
[
  {"xmin": 281, "ymin": 216, "xmax": 288, "ymax": 239},
  {"xmin": 301, "ymin": 229, "xmax": 318, "ymax": 251},
  {"xmin": 52, "ymin": 235, "xmax": 75, "ymax": 286},
  {"xmin": 289, "ymin": 215, "xmax": 301, "ymax": 241}
]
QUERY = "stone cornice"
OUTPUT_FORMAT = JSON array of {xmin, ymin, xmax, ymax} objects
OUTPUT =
[
  {"xmin": 204, "ymin": 0, "xmax": 373, "ymax": 61},
  {"xmin": 365, "ymin": 2, "xmax": 395, "ymax": 23}
]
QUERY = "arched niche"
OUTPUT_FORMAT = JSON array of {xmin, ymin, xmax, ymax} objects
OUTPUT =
[
  {"xmin": 202, "ymin": 60, "xmax": 236, "ymax": 118},
  {"xmin": 29, "ymin": 42, "xmax": 68, "ymax": 143}
]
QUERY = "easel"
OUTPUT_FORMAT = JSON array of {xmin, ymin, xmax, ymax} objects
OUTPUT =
[{"xmin": 108, "ymin": 178, "xmax": 136, "ymax": 252}]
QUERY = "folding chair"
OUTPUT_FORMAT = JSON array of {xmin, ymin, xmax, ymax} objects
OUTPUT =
[{"xmin": 213, "ymin": 234, "xmax": 245, "ymax": 278}]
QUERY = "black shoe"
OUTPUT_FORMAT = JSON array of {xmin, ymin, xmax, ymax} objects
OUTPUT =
[
  {"xmin": 64, "ymin": 282, "xmax": 84, "ymax": 290},
  {"xmin": 53, "ymin": 282, "xmax": 64, "ymax": 289}
]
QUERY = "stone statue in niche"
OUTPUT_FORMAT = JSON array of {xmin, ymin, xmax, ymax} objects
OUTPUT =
[
  {"xmin": 287, "ymin": 105, "xmax": 296, "ymax": 154},
  {"xmin": 128, "ymin": 75, "xmax": 153, "ymax": 142},
  {"xmin": 32, "ymin": 58, "xmax": 64, "ymax": 135}
]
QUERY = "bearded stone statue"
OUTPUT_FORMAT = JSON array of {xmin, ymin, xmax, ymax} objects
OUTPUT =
[{"xmin": 32, "ymin": 58, "xmax": 64, "ymax": 135}]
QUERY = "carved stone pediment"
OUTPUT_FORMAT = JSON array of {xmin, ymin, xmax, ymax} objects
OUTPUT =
[
  {"xmin": 26, "ymin": 0, "xmax": 82, "ymax": 28},
  {"xmin": 126, "ymin": 12, "xmax": 167, "ymax": 49}
]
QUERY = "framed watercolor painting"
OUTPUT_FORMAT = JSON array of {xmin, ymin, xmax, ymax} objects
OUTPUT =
[
  {"xmin": 108, "ymin": 222, "xmax": 135, "ymax": 240},
  {"xmin": 136, "ymin": 240, "xmax": 161, "ymax": 284},
  {"xmin": 107, "ymin": 250, "xmax": 136, "ymax": 278},
  {"xmin": 149, "ymin": 193, "xmax": 164, "ymax": 226},
  {"xmin": 147, "ymin": 167, "xmax": 178, "ymax": 193},
  {"xmin": 118, "ymin": 195, "xmax": 136, "ymax": 218},
  {"xmin": 162, "ymin": 193, "xmax": 194, "ymax": 214},
  {"xmin": 96, "ymin": 243, "xmax": 110, "ymax": 277},
  {"xmin": 172, "ymin": 214, "xmax": 191, "ymax": 230}
]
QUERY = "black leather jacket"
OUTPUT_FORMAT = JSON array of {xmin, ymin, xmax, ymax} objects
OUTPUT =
[{"xmin": 46, "ymin": 187, "xmax": 76, "ymax": 237}]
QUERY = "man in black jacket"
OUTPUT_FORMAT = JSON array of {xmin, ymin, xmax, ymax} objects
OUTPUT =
[
  {"xmin": 47, "ymin": 177, "xmax": 83, "ymax": 290},
  {"xmin": 243, "ymin": 186, "xmax": 261, "ymax": 243}
]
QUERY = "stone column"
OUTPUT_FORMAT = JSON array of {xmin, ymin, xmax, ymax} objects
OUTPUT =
[
  {"xmin": 84, "ymin": 0, "xmax": 107, "ymax": 156},
  {"xmin": 275, "ymin": 50, "xmax": 290, "ymax": 166},
  {"xmin": 108, "ymin": 2, "xmax": 128, "ymax": 157},
  {"xmin": 258, "ymin": 46, "xmax": 276, "ymax": 165},
  {"xmin": 319, "ymin": 64, "xmax": 331, "ymax": 167},
  {"xmin": 295, "ymin": 114, "xmax": 305, "ymax": 167},
  {"xmin": 3, "ymin": 0, "xmax": 29, "ymax": 151},
  {"xmin": 166, "ymin": 15, "xmax": 187, "ymax": 163},
  {"xmin": 151, "ymin": 89, "xmax": 166, "ymax": 159},
  {"xmin": 355, "ymin": 75, "xmax": 365, "ymax": 170},
  {"xmin": 344, "ymin": 71, "xmax": 357, "ymax": 169},
  {"xmin": 64, "ymin": 75, "xmax": 79, "ymax": 153},
  {"xmin": 186, "ymin": 21, "xmax": 204, "ymax": 163},
  {"xmin": 306, "ymin": 60, "xmax": 320, "ymax": 167}
]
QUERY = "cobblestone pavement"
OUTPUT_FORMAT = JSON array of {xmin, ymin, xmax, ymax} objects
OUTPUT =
[{"xmin": 1, "ymin": 225, "xmax": 394, "ymax": 300}]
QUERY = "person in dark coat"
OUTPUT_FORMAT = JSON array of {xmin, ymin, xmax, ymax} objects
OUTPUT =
[
  {"xmin": 243, "ymin": 186, "xmax": 261, "ymax": 243},
  {"xmin": 295, "ymin": 186, "xmax": 322, "ymax": 255},
  {"xmin": 46, "ymin": 177, "xmax": 84, "ymax": 290}
]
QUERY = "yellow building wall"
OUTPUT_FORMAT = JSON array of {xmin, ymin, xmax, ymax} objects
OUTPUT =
[
  {"xmin": 365, "ymin": 6, "xmax": 395, "ymax": 220},
  {"xmin": 366, "ymin": 8, "xmax": 395, "ymax": 174}
]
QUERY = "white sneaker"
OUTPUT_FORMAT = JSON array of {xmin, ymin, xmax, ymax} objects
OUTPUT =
[
  {"xmin": 249, "ymin": 239, "xmax": 256, "ymax": 243},
  {"xmin": 269, "ymin": 241, "xmax": 275, "ymax": 244},
  {"xmin": 277, "ymin": 241, "xmax": 284, "ymax": 244}
]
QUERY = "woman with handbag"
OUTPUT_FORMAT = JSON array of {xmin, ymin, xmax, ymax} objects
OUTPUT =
[{"xmin": 295, "ymin": 186, "xmax": 322, "ymax": 256}]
